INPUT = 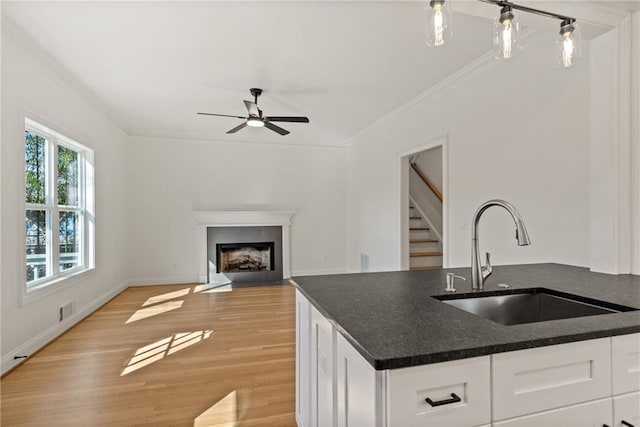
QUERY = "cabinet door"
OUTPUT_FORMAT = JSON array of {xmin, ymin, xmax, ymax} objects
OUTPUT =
[
  {"xmin": 493, "ymin": 398, "xmax": 612, "ymax": 427},
  {"xmin": 612, "ymin": 333, "xmax": 640, "ymax": 395},
  {"xmin": 296, "ymin": 290, "xmax": 311, "ymax": 427},
  {"xmin": 614, "ymin": 392, "xmax": 640, "ymax": 427},
  {"xmin": 336, "ymin": 333, "xmax": 377, "ymax": 427},
  {"xmin": 492, "ymin": 338, "xmax": 612, "ymax": 420},
  {"xmin": 311, "ymin": 306, "xmax": 334, "ymax": 427}
]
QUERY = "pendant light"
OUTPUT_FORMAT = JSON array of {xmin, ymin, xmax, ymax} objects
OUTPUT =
[
  {"xmin": 425, "ymin": 0, "xmax": 452, "ymax": 47},
  {"xmin": 493, "ymin": 5, "xmax": 519, "ymax": 59},
  {"xmin": 427, "ymin": 0, "xmax": 580, "ymax": 69},
  {"xmin": 556, "ymin": 19, "xmax": 582, "ymax": 68}
]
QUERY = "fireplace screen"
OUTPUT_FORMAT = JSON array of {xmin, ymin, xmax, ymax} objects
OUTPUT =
[{"xmin": 216, "ymin": 242, "xmax": 275, "ymax": 273}]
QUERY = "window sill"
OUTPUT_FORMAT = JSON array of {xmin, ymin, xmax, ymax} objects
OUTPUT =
[{"xmin": 21, "ymin": 266, "xmax": 95, "ymax": 306}]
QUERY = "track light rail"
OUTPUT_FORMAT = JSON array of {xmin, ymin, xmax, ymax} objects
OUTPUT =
[{"xmin": 477, "ymin": 0, "xmax": 576, "ymax": 24}]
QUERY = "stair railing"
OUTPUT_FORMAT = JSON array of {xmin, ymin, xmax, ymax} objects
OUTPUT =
[{"xmin": 410, "ymin": 162, "xmax": 443, "ymax": 202}]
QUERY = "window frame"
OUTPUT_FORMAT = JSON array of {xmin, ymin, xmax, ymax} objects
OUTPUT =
[{"xmin": 23, "ymin": 118, "xmax": 95, "ymax": 300}]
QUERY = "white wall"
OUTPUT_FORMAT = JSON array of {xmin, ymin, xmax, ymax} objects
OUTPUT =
[
  {"xmin": 589, "ymin": 28, "xmax": 623, "ymax": 274},
  {"xmin": 1, "ymin": 34, "xmax": 128, "ymax": 373},
  {"xmin": 347, "ymin": 37, "xmax": 591, "ymax": 272},
  {"xmin": 125, "ymin": 137, "xmax": 347, "ymax": 283},
  {"xmin": 632, "ymin": 11, "xmax": 640, "ymax": 275}
]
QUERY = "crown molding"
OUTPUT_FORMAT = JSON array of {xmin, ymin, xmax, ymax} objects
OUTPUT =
[
  {"xmin": 1, "ymin": 17, "xmax": 131, "ymax": 136},
  {"xmin": 128, "ymin": 132, "xmax": 348, "ymax": 149}
]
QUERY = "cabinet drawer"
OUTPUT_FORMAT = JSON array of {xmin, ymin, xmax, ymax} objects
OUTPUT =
[
  {"xmin": 492, "ymin": 338, "xmax": 612, "ymax": 420},
  {"xmin": 387, "ymin": 356, "xmax": 490, "ymax": 427},
  {"xmin": 614, "ymin": 392, "xmax": 640, "ymax": 427},
  {"xmin": 612, "ymin": 333, "xmax": 640, "ymax": 395},
  {"xmin": 493, "ymin": 398, "xmax": 612, "ymax": 427}
]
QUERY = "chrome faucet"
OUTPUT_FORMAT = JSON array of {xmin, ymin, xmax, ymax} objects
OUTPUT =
[{"xmin": 471, "ymin": 199, "xmax": 531, "ymax": 290}]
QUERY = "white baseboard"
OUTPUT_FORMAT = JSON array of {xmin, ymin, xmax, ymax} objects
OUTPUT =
[
  {"xmin": 290, "ymin": 268, "xmax": 347, "ymax": 277},
  {"xmin": 126, "ymin": 276, "xmax": 200, "ymax": 286},
  {"xmin": 1, "ymin": 280, "xmax": 128, "ymax": 376}
]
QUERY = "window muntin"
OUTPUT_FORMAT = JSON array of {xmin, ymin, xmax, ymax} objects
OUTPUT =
[{"xmin": 24, "ymin": 119, "xmax": 94, "ymax": 292}]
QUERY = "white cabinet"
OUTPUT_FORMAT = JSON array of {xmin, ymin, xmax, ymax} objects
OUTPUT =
[
  {"xmin": 311, "ymin": 306, "xmax": 334, "ymax": 427},
  {"xmin": 492, "ymin": 398, "xmax": 613, "ymax": 427},
  {"xmin": 387, "ymin": 356, "xmax": 490, "ymax": 427},
  {"xmin": 492, "ymin": 338, "xmax": 612, "ymax": 420},
  {"xmin": 296, "ymin": 290, "xmax": 311, "ymax": 427},
  {"xmin": 296, "ymin": 291, "xmax": 640, "ymax": 427},
  {"xmin": 613, "ymin": 391, "xmax": 640, "ymax": 427},
  {"xmin": 612, "ymin": 333, "xmax": 640, "ymax": 395},
  {"xmin": 335, "ymin": 333, "xmax": 378, "ymax": 427}
]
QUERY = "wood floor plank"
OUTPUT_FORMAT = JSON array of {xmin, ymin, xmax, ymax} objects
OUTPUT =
[{"xmin": 0, "ymin": 284, "xmax": 296, "ymax": 426}]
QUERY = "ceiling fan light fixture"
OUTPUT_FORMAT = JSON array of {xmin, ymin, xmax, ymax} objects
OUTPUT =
[
  {"xmin": 198, "ymin": 88, "xmax": 309, "ymax": 136},
  {"xmin": 246, "ymin": 117, "xmax": 264, "ymax": 128}
]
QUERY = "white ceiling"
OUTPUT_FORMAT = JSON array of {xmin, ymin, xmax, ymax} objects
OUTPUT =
[{"xmin": 2, "ymin": 1, "xmax": 636, "ymax": 147}]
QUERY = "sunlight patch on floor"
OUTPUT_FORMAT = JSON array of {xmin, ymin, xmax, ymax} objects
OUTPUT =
[
  {"xmin": 121, "ymin": 330, "xmax": 213, "ymax": 376},
  {"xmin": 193, "ymin": 389, "xmax": 250, "ymax": 427},
  {"xmin": 125, "ymin": 300, "xmax": 184, "ymax": 324},
  {"xmin": 142, "ymin": 287, "xmax": 191, "ymax": 307},
  {"xmin": 194, "ymin": 283, "xmax": 233, "ymax": 293}
]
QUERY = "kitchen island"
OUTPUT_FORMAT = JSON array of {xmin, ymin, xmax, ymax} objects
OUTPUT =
[{"xmin": 292, "ymin": 263, "xmax": 640, "ymax": 427}]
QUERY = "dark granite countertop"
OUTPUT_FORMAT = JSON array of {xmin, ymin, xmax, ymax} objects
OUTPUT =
[{"xmin": 291, "ymin": 264, "xmax": 640, "ymax": 370}]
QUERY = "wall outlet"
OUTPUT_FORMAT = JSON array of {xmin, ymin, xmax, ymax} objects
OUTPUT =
[
  {"xmin": 58, "ymin": 302, "xmax": 73, "ymax": 322},
  {"xmin": 361, "ymin": 253, "xmax": 370, "ymax": 272}
]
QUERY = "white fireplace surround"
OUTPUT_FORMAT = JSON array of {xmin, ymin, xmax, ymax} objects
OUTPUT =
[{"xmin": 193, "ymin": 211, "xmax": 296, "ymax": 283}]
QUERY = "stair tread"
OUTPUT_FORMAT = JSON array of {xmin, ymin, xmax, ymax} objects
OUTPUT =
[
  {"xmin": 410, "ymin": 239, "xmax": 438, "ymax": 243},
  {"xmin": 410, "ymin": 266, "xmax": 442, "ymax": 271},
  {"xmin": 410, "ymin": 251, "xmax": 443, "ymax": 257},
  {"xmin": 409, "ymin": 227, "xmax": 430, "ymax": 230}
]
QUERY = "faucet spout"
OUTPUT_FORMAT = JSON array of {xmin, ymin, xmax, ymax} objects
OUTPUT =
[{"xmin": 471, "ymin": 199, "xmax": 531, "ymax": 290}]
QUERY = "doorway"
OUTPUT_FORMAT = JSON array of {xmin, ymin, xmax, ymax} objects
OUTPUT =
[{"xmin": 399, "ymin": 138, "xmax": 447, "ymax": 270}]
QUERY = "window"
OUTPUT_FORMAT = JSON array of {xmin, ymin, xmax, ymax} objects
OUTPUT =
[{"xmin": 24, "ymin": 119, "xmax": 94, "ymax": 293}]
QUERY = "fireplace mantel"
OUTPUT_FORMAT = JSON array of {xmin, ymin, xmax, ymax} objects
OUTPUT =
[{"xmin": 193, "ymin": 211, "xmax": 296, "ymax": 282}]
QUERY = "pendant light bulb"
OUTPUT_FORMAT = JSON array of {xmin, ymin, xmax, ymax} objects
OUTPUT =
[
  {"xmin": 425, "ymin": 0, "xmax": 452, "ymax": 47},
  {"xmin": 556, "ymin": 20, "xmax": 581, "ymax": 68},
  {"xmin": 493, "ymin": 6, "xmax": 519, "ymax": 59}
]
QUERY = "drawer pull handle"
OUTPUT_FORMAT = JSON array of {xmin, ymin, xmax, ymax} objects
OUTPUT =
[
  {"xmin": 425, "ymin": 393, "xmax": 461, "ymax": 407},
  {"xmin": 621, "ymin": 422, "xmax": 635, "ymax": 427}
]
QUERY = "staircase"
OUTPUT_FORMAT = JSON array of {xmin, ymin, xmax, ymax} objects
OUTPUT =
[{"xmin": 409, "ymin": 203, "xmax": 442, "ymax": 270}]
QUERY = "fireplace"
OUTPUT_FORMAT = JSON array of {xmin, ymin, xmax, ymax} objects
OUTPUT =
[
  {"xmin": 206, "ymin": 225, "xmax": 284, "ymax": 283},
  {"xmin": 216, "ymin": 242, "xmax": 275, "ymax": 273}
]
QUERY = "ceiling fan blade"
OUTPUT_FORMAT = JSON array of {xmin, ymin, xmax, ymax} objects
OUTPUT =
[
  {"xmin": 264, "ymin": 122, "xmax": 290, "ymax": 136},
  {"xmin": 197, "ymin": 112, "xmax": 247, "ymax": 119},
  {"xmin": 226, "ymin": 122, "xmax": 248, "ymax": 134},
  {"xmin": 265, "ymin": 116, "xmax": 310, "ymax": 123},
  {"xmin": 243, "ymin": 100, "xmax": 260, "ymax": 117}
]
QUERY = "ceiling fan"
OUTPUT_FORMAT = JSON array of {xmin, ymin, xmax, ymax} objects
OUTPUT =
[{"xmin": 197, "ymin": 88, "xmax": 310, "ymax": 136}]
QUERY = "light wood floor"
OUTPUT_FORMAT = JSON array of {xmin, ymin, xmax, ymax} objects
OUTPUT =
[{"xmin": 0, "ymin": 283, "xmax": 296, "ymax": 426}]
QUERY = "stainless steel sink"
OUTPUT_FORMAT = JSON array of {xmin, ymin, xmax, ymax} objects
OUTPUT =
[{"xmin": 434, "ymin": 288, "xmax": 636, "ymax": 326}]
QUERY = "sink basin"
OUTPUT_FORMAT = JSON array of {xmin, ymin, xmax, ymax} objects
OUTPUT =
[{"xmin": 434, "ymin": 288, "xmax": 636, "ymax": 326}]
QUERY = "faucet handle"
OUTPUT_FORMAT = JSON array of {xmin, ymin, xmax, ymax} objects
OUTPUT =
[{"xmin": 482, "ymin": 252, "xmax": 493, "ymax": 279}]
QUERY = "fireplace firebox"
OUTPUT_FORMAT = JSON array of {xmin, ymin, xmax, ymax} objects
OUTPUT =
[
  {"xmin": 216, "ymin": 242, "xmax": 275, "ymax": 273},
  {"xmin": 207, "ymin": 225, "xmax": 283, "ymax": 283}
]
